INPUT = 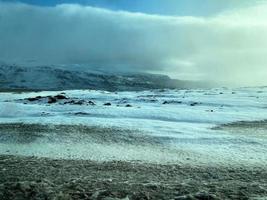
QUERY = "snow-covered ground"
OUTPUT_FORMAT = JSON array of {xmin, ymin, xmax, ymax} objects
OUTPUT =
[{"xmin": 0, "ymin": 87, "xmax": 267, "ymax": 167}]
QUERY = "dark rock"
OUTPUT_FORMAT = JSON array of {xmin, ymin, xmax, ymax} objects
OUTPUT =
[
  {"xmin": 54, "ymin": 94, "xmax": 68, "ymax": 99},
  {"xmin": 75, "ymin": 100, "xmax": 84, "ymax": 105},
  {"xmin": 64, "ymin": 100, "xmax": 75, "ymax": 104},
  {"xmin": 104, "ymin": 103, "xmax": 112, "ymax": 106},
  {"xmin": 163, "ymin": 100, "xmax": 182, "ymax": 104},
  {"xmin": 74, "ymin": 112, "xmax": 90, "ymax": 116},
  {"xmin": 125, "ymin": 104, "xmax": 132, "ymax": 107},
  {"xmin": 27, "ymin": 97, "xmax": 39, "ymax": 101},
  {"xmin": 150, "ymin": 99, "xmax": 157, "ymax": 102},
  {"xmin": 190, "ymin": 102, "xmax": 199, "ymax": 106},
  {"xmin": 26, "ymin": 96, "xmax": 43, "ymax": 101},
  {"xmin": 88, "ymin": 100, "xmax": 95, "ymax": 105},
  {"xmin": 48, "ymin": 97, "xmax": 57, "ymax": 104},
  {"xmin": 62, "ymin": 99, "xmax": 94, "ymax": 105},
  {"xmin": 65, "ymin": 100, "xmax": 85, "ymax": 105},
  {"xmin": 207, "ymin": 109, "xmax": 214, "ymax": 112},
  {"xmin": 41, "ymin": 112, "xmax": 50, "ymax": 116}
]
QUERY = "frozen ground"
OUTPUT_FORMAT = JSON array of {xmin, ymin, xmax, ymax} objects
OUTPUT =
[{"xmin": 0, "ymin": 87, "xmax": 267, "ymax": 167}]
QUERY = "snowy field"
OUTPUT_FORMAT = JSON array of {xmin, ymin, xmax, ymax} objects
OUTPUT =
[{"xmin": 0, "ymin": 87, "xmax": 267, "ymax": 167}]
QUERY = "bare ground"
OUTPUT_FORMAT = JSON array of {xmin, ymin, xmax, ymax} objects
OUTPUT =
[
  {"xmin": 0, "ymin": 155, "xmax": 267, "ymax": 200},
  {"xmin": 1, "ymin": 122, "xmax": 267, "ymax": 199}
]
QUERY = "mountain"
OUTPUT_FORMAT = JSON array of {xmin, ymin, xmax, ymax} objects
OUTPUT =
[{"xmin": 0, "ymin": 64, "xmax": 208, "ymax": 91}]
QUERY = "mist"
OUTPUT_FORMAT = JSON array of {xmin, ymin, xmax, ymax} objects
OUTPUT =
[{"xmin": 1, "ymin": 2, "xmax": 267, "ymax": 86}]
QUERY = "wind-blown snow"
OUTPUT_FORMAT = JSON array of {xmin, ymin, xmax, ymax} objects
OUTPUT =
[{"xmin": 0, "ymin": 87, "xmax": 267, "ymax": 166}]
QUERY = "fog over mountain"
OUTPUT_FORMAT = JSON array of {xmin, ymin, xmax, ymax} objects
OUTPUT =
[
  {"xmin": 0, "ymin": 65, "xmax": 211, "ymax": 91},
  {"xmin": 1, "ymin": 1, "xmax": 267, "ymax": 86}
]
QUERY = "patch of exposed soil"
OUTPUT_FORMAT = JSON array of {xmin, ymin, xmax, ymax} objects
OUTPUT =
[
  {"xmin": 213, "ymin": 120, "xmax": 267, "ymax": 138},
  {"xmin": 0, "ymin": 155, "xmax": 267, "ymax": 200},
  {"xmin": 0, "ymin": 123, "xmax": 164, "ymax": 146}
]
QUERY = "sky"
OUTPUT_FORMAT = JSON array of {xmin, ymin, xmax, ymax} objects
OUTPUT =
[
  {"xmin": 0, "ymin": 0, "xmax": 267, "ymax": 86},
  {"xmin": 0, "ymin": 0, "xmax": 257, "ymax": 16}
]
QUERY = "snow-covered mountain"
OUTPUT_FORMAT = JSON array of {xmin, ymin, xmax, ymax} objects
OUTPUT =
[{"xmin": 0, "ymin": 64, "xmax": 207, "ymax": 91}]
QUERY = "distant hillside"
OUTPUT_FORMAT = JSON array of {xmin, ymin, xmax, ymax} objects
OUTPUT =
[{"xmin": 0, "ymin": 65, "xmax": 209, "ymax": 91}]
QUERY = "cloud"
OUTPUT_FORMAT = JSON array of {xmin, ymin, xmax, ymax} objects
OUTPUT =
[{"xmin": 0, "ymin": 2, "xmax": 267, "ymax": 86}]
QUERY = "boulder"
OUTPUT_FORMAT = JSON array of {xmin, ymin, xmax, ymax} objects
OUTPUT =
[
  {"xmin": 48, "ymin": 97, "xmax": 57, "ymax": 104},
  {"xmin": 54, "ymin": 94, "xmax": 68, "ymax": 100}
]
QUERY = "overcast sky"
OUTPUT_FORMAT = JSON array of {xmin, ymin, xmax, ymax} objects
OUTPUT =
[{"xmin": 0, "ymin": 0, "xmax": 267, "ymax": 86}]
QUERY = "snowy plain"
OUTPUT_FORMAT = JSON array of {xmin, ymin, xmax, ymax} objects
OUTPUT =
[{"xmin": 0, "ymin": 87, "xmax": 267, "ymax": 167}]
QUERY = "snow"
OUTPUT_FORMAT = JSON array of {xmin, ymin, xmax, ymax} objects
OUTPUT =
[{"xmin": 0, "ymin": 87, "xmax": 267, "ymax": 166}]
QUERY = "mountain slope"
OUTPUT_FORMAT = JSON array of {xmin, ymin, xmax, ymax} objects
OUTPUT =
[{"xmin": 0, "ymin": 65, "xmax": 207, "ymax": 91}]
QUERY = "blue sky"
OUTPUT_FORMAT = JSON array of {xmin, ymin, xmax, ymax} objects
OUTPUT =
[{"xmin": 0, "ymin": 0, "xmax": 256, "ymax": 16}]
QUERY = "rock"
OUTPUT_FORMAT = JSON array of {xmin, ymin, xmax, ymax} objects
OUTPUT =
[
  {"xmin": 104, "ymin": 103, "xmax": 112, "ymax": 106},
  {"xmin": 64, "ymin": 100, "xmax": 74, "ymax": 104},
  {"xmin": 48, "ymin": 97, "xmax": 57, "ymax": 104},
  {"xmin": 125, "ymin": 104, "xmax": 132, "ymax": 107},
  {"xmin": 26, "ymin": 96, "xmax": 43, "ymax": 101},
  {"xmin": 27, "ymin": 97, "xmax": 39, "ymax": 101},
  {"xmin": 74, "ymin": 112, "xmax": 90, "ymax": 116},
  {"xmin": 54, "ymin": 94, "xmax": 68, "ymax": 99},
  {"xmin": 190, "ymin": 102, "xmax": 199, "ymax": 106},
  {"xmin": 41, "ymin": 112, "xmax": 50, "ymax": 116},
  {"xmin": 150, "ymin": 99, "xmax": 157, "ymax": 102},
  {"xmin": 63, "ymin": 99, "xmax": 93, "ymax": 105},
  {"xmin": 66, "ymin": 100, "xmax": 84, "ymax": 105},
  {"xmin": 88, "ymin": 100, "xmax": 95, "ymax": 105},
  {"xmin": 163, "ymin": 100, "xmax": 182, "ymax": 104},
  {"xmin": 74, "ymin": 100, "xmax": 84, "ymax": 105},
  {"xmin": 163, "ymin": 101, "xmax": 168, "ymax": 104}
]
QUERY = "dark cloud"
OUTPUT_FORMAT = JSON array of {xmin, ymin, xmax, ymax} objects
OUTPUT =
[{"xmin": 0, "ymin": 2, "xmax": 267, "ymax": 86}]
